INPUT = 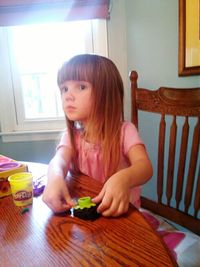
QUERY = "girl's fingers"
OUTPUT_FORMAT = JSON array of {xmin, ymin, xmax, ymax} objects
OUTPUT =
[
  {"xmin": 97, "ymin": 194, "xmax": 113, "ymax": 214},
  {"xmin": 43, "ymin": 194, "xmax": 74, "ymax": 213},
  {"xmin": 46, "ymin": 199, "xmax": 68, "ymax": 213},
  {"xmin": 101, "ymin": 199, "xmax": 129, "ymax": 217},
  {"xmin": 112, "ymin": 201, "xmax": 129, "ymax": 217},
  {"xmin": 92, "ymin": 188, "xmax": 105, "ymax": 204},
  {"xmin": 64, "ymin": 195, "xmax": 76, "ymax": 207}
]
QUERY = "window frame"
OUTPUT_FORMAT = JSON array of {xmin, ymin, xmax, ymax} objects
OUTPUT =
[{"xmin": 0, "ymin": 19, "xmax": 108, "ymax": 142}]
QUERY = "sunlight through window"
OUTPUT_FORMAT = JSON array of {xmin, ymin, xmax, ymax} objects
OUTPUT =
[
  {"xmin": 10, "ymin": 21, "xmax": 93, "ymax": 120},
  {"xmin": 0, "ymin": 19, "xmax": 107, "ymax": 137}
]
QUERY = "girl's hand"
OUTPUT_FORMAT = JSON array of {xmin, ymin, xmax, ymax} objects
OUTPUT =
[
  {"xmin": 93, "ymin": 144, "xmax": 153, "ymax": 217},
  {"xmin": 42, "ymin": 176, "xmax": 75, "ymax": 213},
  {"xmin": 92, "ymin": 171, "xmax": 131, "ymax": 217}
]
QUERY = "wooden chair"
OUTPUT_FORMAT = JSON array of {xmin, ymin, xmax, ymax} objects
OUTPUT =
[{"xmin": 130, "ymin": 70, "xmax": 200, "ymax": 235}]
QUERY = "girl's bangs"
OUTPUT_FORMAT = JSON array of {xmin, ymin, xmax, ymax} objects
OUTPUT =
[{"xmin": 57, "ymin": 59, "xmax": 94, "ymax": 85}]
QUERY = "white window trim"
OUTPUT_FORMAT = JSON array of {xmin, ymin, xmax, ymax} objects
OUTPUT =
[
  {"xmin": 0, "ymin": 129, "xmax": 64, "ymax": 143},
  {"xmin": 0, "ymin": 0, "xmax": 128, "ymax": 144},
  {"xmin": 0, "ymin": 20, "xmax": 108, "ymax": 142}
]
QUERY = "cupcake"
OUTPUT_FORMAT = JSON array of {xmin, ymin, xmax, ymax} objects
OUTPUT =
[{"xmin": 73, "ymin": 196, "xmax": 100, "ymax": 220}]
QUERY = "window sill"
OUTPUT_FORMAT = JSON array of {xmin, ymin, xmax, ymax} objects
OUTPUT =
[{"xmin": 0, "ymin": 130, "xmax": 64, "ymax": 143}]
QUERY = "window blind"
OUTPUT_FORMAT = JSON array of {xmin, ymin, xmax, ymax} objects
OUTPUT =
[{"xmin": 0, "ymin": 0, "xmax": 110, "ymax": 26}]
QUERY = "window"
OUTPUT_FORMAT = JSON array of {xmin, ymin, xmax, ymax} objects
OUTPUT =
[{"xmin": 0, "ymin": 19, "xmax": 108, "ymax": 141}]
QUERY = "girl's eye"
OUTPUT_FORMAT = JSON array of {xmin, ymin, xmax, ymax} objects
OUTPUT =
[
  {"xmin": 80, "ymin": 84, "xmax": 86, "ymax": 90},
  {"xmin": 61, "ymin": 87, "xmax": 68, "ymax": 94}
]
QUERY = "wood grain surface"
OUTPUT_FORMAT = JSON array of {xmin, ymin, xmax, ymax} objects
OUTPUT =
[{"xmin": 0, "ymin": 163, "xmax": 177, "ymax": 267}]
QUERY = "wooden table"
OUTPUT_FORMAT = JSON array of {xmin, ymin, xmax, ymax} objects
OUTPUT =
[{"xmin": 0, "ymin": 162, "xmax": 177, "ymax": 267}]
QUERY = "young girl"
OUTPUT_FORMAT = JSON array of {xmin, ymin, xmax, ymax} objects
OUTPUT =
[{"xmin": 42, "ymin": 54, "xmax": 153, "ymax": 217}]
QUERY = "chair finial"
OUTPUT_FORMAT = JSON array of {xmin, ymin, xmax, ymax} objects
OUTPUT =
[{"xmin": 129, "ymin": 70, "xmax": 138, "ymax": 82}]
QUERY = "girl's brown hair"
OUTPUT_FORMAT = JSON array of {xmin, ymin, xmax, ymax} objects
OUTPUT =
[{"xmin": 57, "ymin": 54, "xmax": 124, "ymax": 178}]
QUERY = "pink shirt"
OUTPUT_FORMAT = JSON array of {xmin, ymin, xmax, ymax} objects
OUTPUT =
[{"xmin": 57, "ymin": 122, "xmax": 144, "ymax": 208}]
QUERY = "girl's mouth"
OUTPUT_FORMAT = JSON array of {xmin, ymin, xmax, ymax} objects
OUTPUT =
[{"xmin": 66, "ymin": 106, "xmax": 76, "ymax": 112}]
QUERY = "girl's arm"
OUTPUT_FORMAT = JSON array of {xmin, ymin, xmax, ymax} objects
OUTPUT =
[
  {"xmin": 93, "ymin": 144, "xmax": 153, "ymax": 217},
  {"xmin": 121, "ymin": 144, "xmax": 153, "ymax": 187},
  {"xmin": 42, "ymin": 146, "xmax": 75, "ymax": 213}
]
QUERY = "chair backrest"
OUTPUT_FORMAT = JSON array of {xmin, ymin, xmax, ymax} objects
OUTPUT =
[{"xmin": 130, "ymin": 70, "xmax": 200, "ymax": 235}]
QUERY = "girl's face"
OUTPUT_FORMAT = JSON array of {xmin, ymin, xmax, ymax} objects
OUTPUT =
[{"xmin": 60, "ymin": 80, "xmax": 93, "ymax": 125}]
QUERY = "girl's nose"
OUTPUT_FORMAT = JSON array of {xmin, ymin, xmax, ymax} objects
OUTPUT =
[{"xmin": 65, "ymin": 90, "xmax": 75, "ymax": 101}]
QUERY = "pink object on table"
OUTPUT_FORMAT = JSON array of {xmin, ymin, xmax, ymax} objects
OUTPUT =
[
  {"xmin": 0, "ymin": 162, "xmax": 21, "ymax": 172},
  {"xmin": 0, "ymin": 155, "xmax": 13, "ymax": 164}
]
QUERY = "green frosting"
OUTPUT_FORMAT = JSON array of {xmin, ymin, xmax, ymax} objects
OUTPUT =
[{"xmin": 74, "ymin": 197, "xmax": 96, "ymax": 210}]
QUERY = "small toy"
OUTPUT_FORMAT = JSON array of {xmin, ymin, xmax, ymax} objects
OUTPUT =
[
  {"xmin": 72, "ymin": 196, "xmax": 100, "ymax": 220},
  {"xmin": 33, "ymin": 175, "xmax": 46, "ymax": 197},
  {"xmin": 21, "ymin": 207, "xmax": 30, "ymax": 214}
]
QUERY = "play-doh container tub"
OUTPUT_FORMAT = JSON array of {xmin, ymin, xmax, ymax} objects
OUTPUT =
[{"xmin": 8, "ymin": 172, "xmax": 33, "ymax": 206}]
